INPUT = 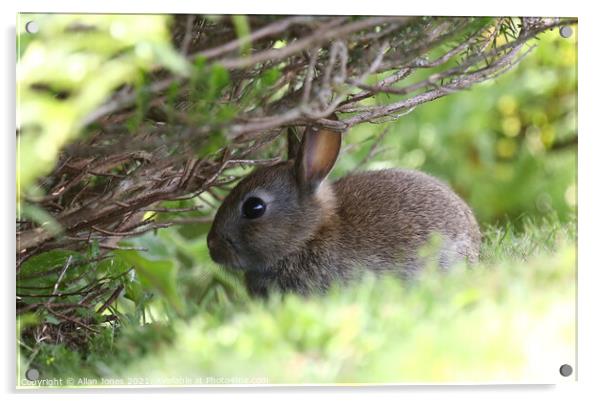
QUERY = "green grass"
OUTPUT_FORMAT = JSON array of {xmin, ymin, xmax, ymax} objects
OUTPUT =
[{"xmin": 18, "ymin": 216, "xmax": 576, "ymax": 386}]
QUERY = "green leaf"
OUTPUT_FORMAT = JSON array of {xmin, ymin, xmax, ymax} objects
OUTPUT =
[
  {"xmin": 18, "ymin": 249, "xmax": 79, "ymax": 278},
  {"xmin": 231, "ymin": 15, "xmax": 251, "ymax": 56},
  {"xmin": 193, "ymin": 55, "xmax": 206, "ymax": 68},
  {"xmin": 44, "ymin": 315, "xmax": 61, "ymax": 325},
  {"xmin": 207, "ymin": 64, "xmax": 230, "ymax": 101},
  {"xmin": 260, "ymin": 67, "xmax": 281, "ymax": 87},
  {"xmin": 124, "ymin": 277, "xmax": 145, "ymax": 304},
  {"xmin": 19, "ymin": 203, "xmax": 64, "ymax": 237},
  {"xmin": 17, "ymin": 313, "xmax": 40, "ymax": 336},
  {"xmin": 96, "ymin": 255, "xmax": 131, "ymax": 277},
  {"xmin": 115, "ymin": 250, "xmax": 184, "ymax": 315},
  {"xmin": 152, "ymin": 43, "xmax": 191, "ymax": 77},
  {"xmin": 197, "ymin": 130, "xmax": 226, "ymax": 158}
]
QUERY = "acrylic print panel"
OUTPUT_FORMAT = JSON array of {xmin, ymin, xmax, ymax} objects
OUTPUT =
[{"xmin": 16, "ymin": 14, "xmax": 577, "ymax": 387}]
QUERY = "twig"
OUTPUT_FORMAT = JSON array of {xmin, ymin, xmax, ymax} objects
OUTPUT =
[
  {"xmin": 180, "ymin": 15, "xmax": 196, "ymax": 56},
  {"xmin": 96, "ymin": 285, "xmax": 124, "ymax": 315},
  {"xmin": 45, "ymin": 256, "xmax": 73, "ymax": 307}
]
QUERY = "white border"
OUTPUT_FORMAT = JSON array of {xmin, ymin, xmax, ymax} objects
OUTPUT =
[
  {"xmin": 2, "ymin": 1, "xmax": 598, "ymax": 401},
  {"xmin": 8, "ymin": 1, "xmax": 581, "ymax": 17}
]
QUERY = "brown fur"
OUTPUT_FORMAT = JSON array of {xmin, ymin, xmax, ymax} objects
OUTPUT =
[{"xmin": 207, "ymin": 127, "xmax": 481, "ymax": 297}]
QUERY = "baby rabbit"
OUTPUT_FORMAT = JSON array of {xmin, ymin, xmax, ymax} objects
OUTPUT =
[{"xmin": 207, "ymin": 124, "xmax": 480, "ymax": 297}]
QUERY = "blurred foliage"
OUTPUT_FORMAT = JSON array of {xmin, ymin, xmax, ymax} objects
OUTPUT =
[
  {"xmin": 17, "ymin": 14, "xmax": 189, "ymax": 197},
  {"xmin": 18, "ymin": 217, "xmax": 576, "ymax": 385},
  {"xmin": 125, "ymin": 232, "xmax": 575, "ymax": 384}
]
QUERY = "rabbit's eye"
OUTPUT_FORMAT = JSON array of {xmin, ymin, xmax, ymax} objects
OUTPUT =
[{"xmin": 242, "ymin": 197, "xmax": 266, "ymax": 219}]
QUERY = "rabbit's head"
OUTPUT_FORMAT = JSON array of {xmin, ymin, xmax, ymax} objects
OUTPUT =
[{"xmin": 207, "ymin": 125, "xmax": 342, "ymax": 272}]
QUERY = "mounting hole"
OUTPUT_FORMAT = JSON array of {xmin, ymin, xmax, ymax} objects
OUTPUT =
[
  {"xmin": 25, "ymin": 368, "xmax": 39, "ymax": 381},
  {"xmin": 559, "ymin": 364, "xmax": 573, "ymax": 377},
  {"xmin": 559, "ymin": 26, "xmax": 573, "ymax": 39},
  {"xmin": 25, "ymin": 21, "xmax": 39, "ymax": 34}
]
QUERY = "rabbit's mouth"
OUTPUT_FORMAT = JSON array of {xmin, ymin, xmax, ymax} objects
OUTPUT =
[{"xmin": 208, "ymin": 235, "xmax": 246, "ymax": 270}]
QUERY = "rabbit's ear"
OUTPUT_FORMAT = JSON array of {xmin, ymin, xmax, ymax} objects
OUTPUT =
[
  {"xmin": 295, "ymin": 125, "xmax": 341, "ymax": 193},
  {"xmin": 287, "ymin": 127, "xmax": 302, "ymax": 161}
]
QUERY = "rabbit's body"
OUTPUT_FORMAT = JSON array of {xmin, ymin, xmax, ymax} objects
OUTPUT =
[
  {"xmin": 243, "ymin": 168, "xmax": 480, "ymax": 296},
  {"xmin": 208, "ymin": 124, "xmax": 480, "ymax": 297}
]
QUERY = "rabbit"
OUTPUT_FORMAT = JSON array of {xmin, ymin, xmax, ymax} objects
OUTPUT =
[{"xmin": 207, "ymin": 123, "xmax": 481, "ymax": 297}]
